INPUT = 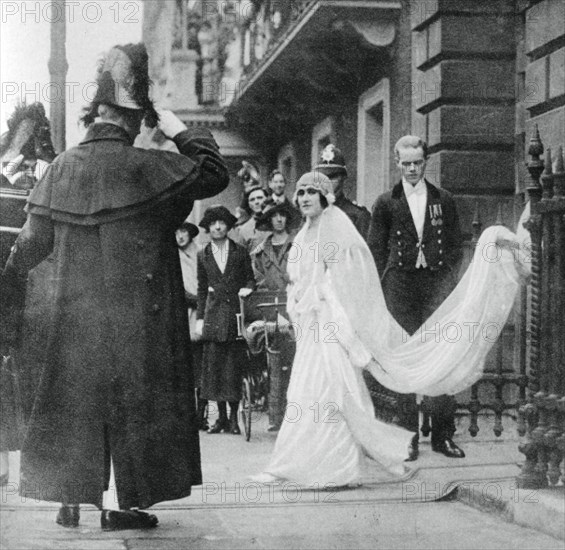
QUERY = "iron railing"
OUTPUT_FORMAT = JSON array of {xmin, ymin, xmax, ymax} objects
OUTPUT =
[{"xmin": 517, "ymin": 126, "xmax": 565, "ymax": 489}]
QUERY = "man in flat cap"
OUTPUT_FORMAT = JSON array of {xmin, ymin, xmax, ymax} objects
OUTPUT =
[
  {"xmin": 1, "ymin": 43, "xmax": 229, "ymax": 530},
  {"xmin": 314, "ymin": 144, "xmax": 371, "ymax": 239}
]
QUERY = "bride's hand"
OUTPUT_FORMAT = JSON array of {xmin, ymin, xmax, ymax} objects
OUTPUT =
[{"xmin": 496, "ymin": 237, "xmax": 532, "ymax": 283}]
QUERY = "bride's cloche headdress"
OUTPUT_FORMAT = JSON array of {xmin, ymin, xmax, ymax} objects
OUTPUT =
[{"xmin": 292, "ymin": 170, "xmax": 335, "ymax": 206}]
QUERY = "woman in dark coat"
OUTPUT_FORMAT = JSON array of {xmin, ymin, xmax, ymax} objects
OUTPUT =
[{"xmin": 196, "ymin": 206, "xmax": 255, "ymax": 435}]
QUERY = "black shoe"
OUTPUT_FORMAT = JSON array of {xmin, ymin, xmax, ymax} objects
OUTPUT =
[
  {"xmin": 267, "ymin": 425, "xmax": 280, "ymax": 432},
  {"xmin": 432, "ymin": 438, "xmax": 465, "ymax": 458},
  {"xmin": 56, "ymin": 505, "xmax": 80, "ymax": 528},
  {"xmin": 404, "ymin": 435, "xmax": 419, "ymax": 462},
  {"xmin": 197, "ymin": 402, "xmax": 209, "ymax": 431},
  {"xmin": 208, "ymin": 419, "xmax": 229, "ymax": 434},
  {"xmin": 101, "ymin": 510, "xmax": 158, "ymax": 531},
  {"xmin": 230, "ymin": 415, "xmax": 241, "ymax": 435}
]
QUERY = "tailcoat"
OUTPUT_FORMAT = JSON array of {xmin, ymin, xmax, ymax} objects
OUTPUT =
[
  {"xmin": 1, "ymin": 123, "xmax": 229, "ymax": 509},
  {"xmin": 367, "ymin": 180, "xmax": 463, "ymax": 442}
]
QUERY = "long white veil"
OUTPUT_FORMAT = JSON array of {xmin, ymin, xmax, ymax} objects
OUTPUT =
[{"xmin": 288, "ymin": 204, "xmax": 529, "ymax": 397}]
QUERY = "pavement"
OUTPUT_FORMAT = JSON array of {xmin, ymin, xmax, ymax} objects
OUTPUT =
[{"xmin": 1, "ymin": 413, "xmax": 564, "ymax": 549}]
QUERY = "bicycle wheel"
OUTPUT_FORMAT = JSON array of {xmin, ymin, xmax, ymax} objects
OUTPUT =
[{"xmin": 240, "ymin": 377, "xmax": 252, "ymax": 441}]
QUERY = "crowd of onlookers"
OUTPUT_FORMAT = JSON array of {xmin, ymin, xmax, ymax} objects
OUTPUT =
[
  {"xmin": 176, "ymin": 143, "xmax": 375, "ymax": 438},
  {"xmin": 176, "ymin": 165, "xmax": 303, "ymax": 437}
]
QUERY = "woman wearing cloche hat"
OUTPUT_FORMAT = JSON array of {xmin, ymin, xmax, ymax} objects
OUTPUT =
[{"xmin": 196, "ymin": 206, "xmax": 255, "ymax": 436}]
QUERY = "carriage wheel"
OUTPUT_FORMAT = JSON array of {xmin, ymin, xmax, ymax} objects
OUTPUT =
[{"xmin": 240, "ymin": 377, "xmax": 252, "ymax": 441}]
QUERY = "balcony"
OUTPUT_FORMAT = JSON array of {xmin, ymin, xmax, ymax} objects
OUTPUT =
[{"xmin": 226, "ymin": 0, "xmax": 401, "ymax": 143}]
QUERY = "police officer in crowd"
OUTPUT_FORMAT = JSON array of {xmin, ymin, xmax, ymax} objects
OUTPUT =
[{"xmin": 313, "ymin": 144, "xmax": 371, "ymax": 239}]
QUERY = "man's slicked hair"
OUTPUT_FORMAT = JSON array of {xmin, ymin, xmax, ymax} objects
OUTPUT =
[
  {"xmin": 394, "ymin": 135, "xmax": 428, "ymax": 161},
  {"xmin": 269, "ymin": 169, "xmax": 286, "ymax": 182}
]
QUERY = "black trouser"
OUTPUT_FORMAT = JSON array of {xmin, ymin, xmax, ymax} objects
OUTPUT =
[{"xmin": 382, "ymin": 267, "xmax": 458, "ymax": 444}]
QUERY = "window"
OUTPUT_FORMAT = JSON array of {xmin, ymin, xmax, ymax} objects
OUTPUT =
[
  {"xmin": 278, "ymin": 143, "xmax": 298, "ymax": 190},
  {"xmin": 357, "ymin": 79, "xmax": 390, "ymax": 210},
  {"xmin": 311, "ymin": 117, "xmax": 335, "ymax": 169}
]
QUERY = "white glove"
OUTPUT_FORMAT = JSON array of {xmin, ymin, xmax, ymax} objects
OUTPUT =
[
  {"xmin": 157, "ymin": 109, "xmax": 187, "ymax": 139},
  {"xmin": 34, "ymin": 159, "xmax": 50, "ymax": 181},
  {"xmin": 195, "ymin": 319, "xmax": 204, "ymax": 336},
  {"xmin": 1, "ymin": 154, "xmax": 24, "ymax": 184},
  {"xmin": 238, "ymin": 288, "xmax": 253, "ymax": 298}
]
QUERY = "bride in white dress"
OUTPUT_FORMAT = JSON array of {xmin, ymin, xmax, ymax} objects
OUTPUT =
[{"xmin": 253, "ymin": 171, "xmax": 530, "ymax": 486}]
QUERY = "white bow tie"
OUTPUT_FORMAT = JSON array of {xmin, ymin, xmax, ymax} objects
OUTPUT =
[{"xmin": 405, "ymin": 184, "xmax": 426, "ymax": 198}]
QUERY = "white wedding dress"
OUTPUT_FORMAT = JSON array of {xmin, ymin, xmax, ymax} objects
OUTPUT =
[{"xmin": 259, "ymin": 205, "xmax": 530, "ymax": 485}]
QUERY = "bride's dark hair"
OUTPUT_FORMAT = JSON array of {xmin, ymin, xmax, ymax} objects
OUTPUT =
[{"xmin": 293, "ymin": 189, "xmax": 328, "ymax": 209}]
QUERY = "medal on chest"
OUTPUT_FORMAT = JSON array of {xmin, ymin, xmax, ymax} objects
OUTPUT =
[{"xmin": 429, "ymin": 203, "xmax": 443, "ymax": 226}]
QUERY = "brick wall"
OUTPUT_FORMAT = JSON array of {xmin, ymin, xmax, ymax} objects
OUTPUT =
[
  {"xmin": 410, "ymin": 0, "xmax": 518, "ymax": 231},
  {"xmin": 523, "ymin": 0, "xmax": 565, "ymax": 162}
]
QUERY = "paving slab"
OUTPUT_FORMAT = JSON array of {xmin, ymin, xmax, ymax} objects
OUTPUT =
[
  {"xmin": 2, "ymin": 501, "xmax": 563, "ymax": 550},
  {"xmin": 2, "ymin": 414, "xmax": 563, "ymax": 549}
]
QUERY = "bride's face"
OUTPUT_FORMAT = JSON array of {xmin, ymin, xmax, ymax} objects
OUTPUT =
[{"xmin": 297, "ymin": 187, "xmax": 324, "ymax": 220}]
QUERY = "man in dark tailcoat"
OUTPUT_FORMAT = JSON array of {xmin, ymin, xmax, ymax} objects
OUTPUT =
[
  {"xmin": 314, "ymin": 144, "xmax": 371, "ymax": 239},
  {"xmin": 1, "ymin": 43, "xmax": 229, "ymax": 530},
  {"xmin": 367, "ymin": 135, "xmax": 465, "ymax": 460}
]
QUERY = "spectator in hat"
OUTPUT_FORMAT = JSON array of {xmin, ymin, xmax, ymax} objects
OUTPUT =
[
  {"xmin": 231, "ymin": 186, "xmax": 271, "ymax": 252},
  {"xmin": 233, "ymin": 160, "xmax": 262, "ymax": 226},
  {"xmin": 0, "ymin": 102, "xmax": 57, "ymax": 489},
  {"xmin": 196, "ymin": 206, "xmax": 255, "ymax": 435},
  {"xmin": 176, "ymin": 221, "xmax": 208, "ymax": 431},
  {"xmin": 0, "ymin": 102, "xmax": 55, "ymax": 190},
  {"xmin": 251, "ymin": 202, "xmax": 295, "ymax": 291},
  {"xmin": 1, "ymin": 43, "xmax": 229, "ymax": 530},
  {"xmin": 265, "ymin": 170, "xmax": 301, "ymax": 231},
  {"xmin": 314, "ymin": 144, "xmax": 371, "ymax": 239},
  {"xmin": 250, "ymin": 202, "xmax": 297, "ymax": 431}
]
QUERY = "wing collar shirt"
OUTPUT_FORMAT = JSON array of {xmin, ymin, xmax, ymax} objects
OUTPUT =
[{"xmin": 402, "ymin": 178, "xmax": 428, "ymax": 268}]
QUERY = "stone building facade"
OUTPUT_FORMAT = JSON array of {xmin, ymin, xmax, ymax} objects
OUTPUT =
[{"xmin": 141, "ymin": 0, "xmax": 564, "ymax": 434}]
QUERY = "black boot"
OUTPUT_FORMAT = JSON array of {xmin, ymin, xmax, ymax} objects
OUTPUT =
[
  {"xmin": 229, "ymin": 401, "xmax": 241, "ymax": 435},
  {"xmin": 101, "ymin": 510, "xmax": 158, "ymax": 531},
  {"xmin": 208, "ymin": 401, "xmax": 229, "ymax": 433},
  {"xmin": 56, "ymin": 504, "xmax": 80, "ymax": 528},
  {"xmin": 197, "ymin": 394, "xmax": 209, "ymax": 431}
]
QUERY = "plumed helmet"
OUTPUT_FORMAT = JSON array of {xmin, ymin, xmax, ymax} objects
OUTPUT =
[
  {"xmin": 82, "ymin": 43, "xmax": 159, "ymax": 128},
  {"xmin": 237, "ymin": 160, "xmax": 261, "ymax": 191},
  {"xmin": 313, "ymin": 144, "xmax": 347, "ymax": 177},
  {"xmin": 0, "ymin": 102, "xmax": 56, "ymax": 164}
]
